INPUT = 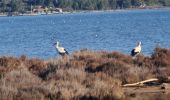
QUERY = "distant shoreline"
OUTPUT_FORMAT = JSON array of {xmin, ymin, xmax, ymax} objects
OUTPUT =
[
  {"xmin": 75, "ymin": 6, "xmax": 170, "ymax": 13},
  {"xmin": 0, "ymin": 6, "xmax": 170, "ymax": 17}
]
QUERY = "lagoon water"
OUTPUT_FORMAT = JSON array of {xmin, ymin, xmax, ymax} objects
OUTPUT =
[{"xmin": 0, "ymin": 9, "xmax": 170, "ymax": 59}]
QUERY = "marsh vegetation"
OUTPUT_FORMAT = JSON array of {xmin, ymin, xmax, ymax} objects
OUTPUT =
[{"xmin": 0, "ymin": 47, "xmax": 170, "ymax": 99}]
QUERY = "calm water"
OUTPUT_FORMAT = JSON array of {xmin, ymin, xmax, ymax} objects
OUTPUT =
[{"xmin": 0, "ymin": 9, "xmax": 170, "ymax": 59}]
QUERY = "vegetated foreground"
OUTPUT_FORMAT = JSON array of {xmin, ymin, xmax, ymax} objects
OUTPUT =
[{"xmin": 0, "ymin": 47, "xmax": 170, "ymax": 100}]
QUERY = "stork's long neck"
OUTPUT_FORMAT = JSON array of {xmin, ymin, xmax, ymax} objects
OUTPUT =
[
  {"xmin": 56, "ymin": 42, "xmax": 59, "ymax": 48},
  {"xmin": 138, "ymin": 43, "xmax": 141, "ymax": 48}
]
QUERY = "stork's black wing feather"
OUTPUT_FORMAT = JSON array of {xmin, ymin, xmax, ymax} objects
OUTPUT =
[
  {"xmin": 131, "ymin": 49, "xmax": 139, "ymax": 56},
  {"xmin": 64, "ymin": 49, "xmax": 69, "ymax": 55}
]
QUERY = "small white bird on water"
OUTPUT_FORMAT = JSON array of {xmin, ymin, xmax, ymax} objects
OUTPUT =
[
  {"xmin": 54, "ymin": 41, "xmax": 69, "ymax": 56},
  {"xmin": 131, "ymin": 41, "xmax": 142, "ymax": 57}
]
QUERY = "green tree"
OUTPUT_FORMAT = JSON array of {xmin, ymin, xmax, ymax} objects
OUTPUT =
[
  {"xmin": 159, "ymin": 0, "xmax": 170, "ymax": 6},
  {"xmin": 9, "ymin": 0, "xmax": 24, "ymax": 12},
  {"xmin": 144, "ymin": 0, "xmax": 159, "ymax": 5},
  {"xmin": 122, "ymin": 0, "xmax": 131, "ymax": 8},
  {"xmin": 109, "ymin": 0, "xmax": 117, "ymax": 9},
  {"xmin": 131, "ymin": 0, "xmax": 142, "ymax": 7},
  {"xmin": 0, "ymin": 0, "xmax": 10, "ymax": 12}
]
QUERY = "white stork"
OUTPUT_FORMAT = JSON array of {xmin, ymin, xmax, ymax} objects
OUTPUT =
[
  {"xmin": 54, "ymin": 41, "xmax": 69, "ymax": 56},
  {"xmin": 131, "ymin": 41, "xmax": 142, "ymax": 57}
]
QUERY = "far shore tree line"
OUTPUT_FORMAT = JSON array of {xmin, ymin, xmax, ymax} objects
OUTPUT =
[{"xmin": 0, "ymin": 0, "xmax": 170, "ymax": 14}]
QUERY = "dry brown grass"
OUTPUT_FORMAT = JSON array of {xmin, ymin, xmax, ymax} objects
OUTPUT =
[
  {"xmin": 0, "ymin": 47, "xmax": 170, "ymax": 99},
  {"xmin": 152, "ymin": 48, "xmax": 170, "ymax": 67},
  {"xmin": 0, "ymin": 56, "xmax": 21, "ymax": 72}
]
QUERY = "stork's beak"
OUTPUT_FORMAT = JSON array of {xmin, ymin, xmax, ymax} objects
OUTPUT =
[{"xmin": 53, "ymin": 43, "xmax": 56, "ymax": 46}]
